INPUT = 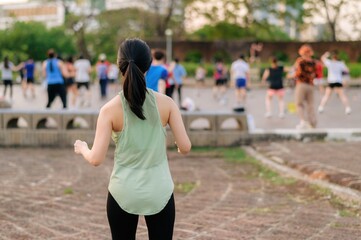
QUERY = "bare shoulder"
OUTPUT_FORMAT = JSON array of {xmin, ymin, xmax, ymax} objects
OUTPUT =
[
  {"xmin": 99, "ymin": 95, "xmax": 124, "ymax": 131},
  {"xmin": 100, "ymin": 95, "xmax": 122, "ymax": 115},
  {"xmin": 153, "ymin": 91, "xmax": 174, "ymax": 109},
  {"xmin": 153, "ymin": 91, "xmax": 177, "ymax": 126}
]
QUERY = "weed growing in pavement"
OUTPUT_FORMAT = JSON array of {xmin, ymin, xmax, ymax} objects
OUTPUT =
[
  {"xmin": 176, "ymin": 147, "xmax": 361, "ymax": 217},
  {"xmin": 310, "ymin": 184, "xmax": 360, "ymax": 218},
  {"xmin": 175, "ymin": 182, "xmax": 198, "ymax": 194},
  {"xmin": 189, "ymin": 147, "xmax": 296, "ymax": 185},
  {"xmin": 63, "ymin": 187, "xmax": 74, "ymax": 195},
  {"xmin": 221, "ymin": 147, "xmax": 296, "ymax": 186}
]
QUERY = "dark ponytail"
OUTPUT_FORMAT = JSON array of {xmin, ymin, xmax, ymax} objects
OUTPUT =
[
  {"xmin": 47, "ymin": 49, "xmax": 55, "ymax": 72},
  {"xmin": 118, "ymin": 39, "xmax": 152, "ymax": 120},
  {"xmin": 4, "ymin": 56, "xmax": 9, "ymax": 69}
]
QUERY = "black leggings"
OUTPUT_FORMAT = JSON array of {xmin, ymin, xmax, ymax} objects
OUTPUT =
[
  {"xmin": 107, "ymin": 192, "xmax": 175, "ymax": 240},
  {"xmin": 46, "ymin": 83, "xmax": 67, "ymax": 108}
]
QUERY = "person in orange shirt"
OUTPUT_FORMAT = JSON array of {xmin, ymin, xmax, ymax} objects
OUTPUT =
[{"xmin": 293, "ymin": 44, "xmax": 317, "ymax": 129}]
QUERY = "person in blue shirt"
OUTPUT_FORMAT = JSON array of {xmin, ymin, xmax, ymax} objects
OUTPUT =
[
  {"xmin": 42, "ymin": 49, "xmax": 68, "ymax": 109},
  {"xmin": 17, "ymin": 58, "xmax": 36, "ymax": 99},
  {"xmin": 171, "ymin": 58, "xmax": 187, "ymax": 105},
  {"xmin": 96, "ymin": 53, "xmax": 109, "ymax": 100},
  {"xmin": 145, "ymin": 50, "xmax": 168, "ymax": 94}
]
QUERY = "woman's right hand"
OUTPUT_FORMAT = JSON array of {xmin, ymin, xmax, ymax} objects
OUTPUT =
[{"xmin": 74, "ymin": 140, "xmax": 88, "ymax": 155}]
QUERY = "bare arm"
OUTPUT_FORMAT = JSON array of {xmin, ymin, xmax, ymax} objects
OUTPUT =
[
  {"xmin": 261, "ymin": 69, "xmax": 269, "ymax": 83},
  {"xmin": 13, "ymin": 62, "xmax": 24, "ymax": 72},
  {"xmin": 58, "ymin": 61, "xmax": 69, "ymax": 78},
  {"xmin": 158, "ymin": 80, "xmax": 166, "ymax": 94},
  {"xmin": 168, "ymin": 99, "xmax": 191, "ymax": 154},
  {"xmin": 321, "ymin": 52, "xmax": 330, "ymax": 64},
  {"xmin": 74, "ymin": 106, "xmax": 112, "ymax": 166},
  {"xmin": 42, "ymin": 61, "xmax": 47, "ymax": 79},
  {"xmin": 246, "ymin": 71, "xmax": 251, "ymax": 88}
]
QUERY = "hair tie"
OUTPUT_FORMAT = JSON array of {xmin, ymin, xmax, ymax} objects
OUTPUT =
[{"xmin": 128, "ymin": 59, "xmax": 134, "ymax": 63}]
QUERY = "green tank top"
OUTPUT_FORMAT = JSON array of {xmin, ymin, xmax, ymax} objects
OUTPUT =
[{"xmin": 108, "ymin": 89, "xmax": 174, "ymax": 215}]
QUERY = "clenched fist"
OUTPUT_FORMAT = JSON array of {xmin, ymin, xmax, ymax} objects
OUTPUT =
[{"xmin": 74, "ymin": 140, "xmax": 88, "ymax": 154}]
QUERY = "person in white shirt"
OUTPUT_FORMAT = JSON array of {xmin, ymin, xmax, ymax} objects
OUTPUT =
[
  {"xmin": 107, "ymin": 63, "xmax": 119, "ymax": 95},
  {"xmin": 74, "ymin": 55, "xmax": 92, "ymax": 107},
  {"xmin": 1, "ymin": 56, "xmax": 15, "ymax": 101},
  {"xmin": 230, "ymin": 54, "xmax": 250, "ymax": 107},
  {"xmin": 318, "ymin": 51, "xmax": 351, "ymax": 115}
]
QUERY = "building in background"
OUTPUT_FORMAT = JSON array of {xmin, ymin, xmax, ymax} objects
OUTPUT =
[
  {"xmin": 105, "ymin": 0, "xmax": 146, "ymax": 10},
  {"xmin": 0, "ymin": 0, "xmax": 64, "ymax": 29}
]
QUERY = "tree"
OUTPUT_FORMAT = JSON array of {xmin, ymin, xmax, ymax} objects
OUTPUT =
[
  {"xmin": 304, "ymin": 0, "xmax": 361, "ymax": 41},
  {"xmin": 144, "ymin": 0, "xmax": 175, "ymax": 37},
  {"xmin": 190, "ymin": 21, "xmax": 290, "ymax": 41},
  {"xmin": 186, "ymin": 0, "xmax": 303, "ymax": 40},
  {"xmin": 0, "ymin": 22, "xmax": 76, "ymax": 61}
]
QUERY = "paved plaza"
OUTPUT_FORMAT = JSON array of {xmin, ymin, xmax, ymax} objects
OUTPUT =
[
  {"xmin": 1, "ymin": 83, "xmax": 361, "ymax": 239},
  {"xmin": 6, "ymin": 83, "xmax": 361, "ymax": 130},
  {"xmin": 1, "ymin": 148, "xmax": 360, "ymax": 240}
]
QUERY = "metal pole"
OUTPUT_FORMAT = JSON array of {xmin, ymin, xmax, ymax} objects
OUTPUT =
[{"xmin": 165, "ymin": 29, "xmax": 173, "ymax": 64}]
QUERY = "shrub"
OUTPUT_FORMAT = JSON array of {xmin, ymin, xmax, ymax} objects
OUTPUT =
[
  {"xmin": 273, "ymin": 51, "xmax": 289, "ymax": 62},
  {"xmin": 357, "ymin": 54, "xmax": 361, "ymax": 63},
  {"xmin": 338, "ymin": 51, "xmax": 349, "ymax": 63},
  {"xmin": 348, "ymin": 63, "xmax": 361, "ymax": 78},
  {"xmin": 184, "ymin": 50, "xmax": 203, "ymax": 63},
  {"xmin": 213, "ymin": 50, "xmax": 231, "ymax": 63}
]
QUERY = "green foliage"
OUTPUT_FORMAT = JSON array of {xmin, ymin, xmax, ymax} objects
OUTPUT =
[
  {"xmin": 338, "ymin": 51, "xmax": 349, "ymax": 63},
  {"xmin": 182, "ymin": 62, "xmax": 215, "ymax": 78},
  {"xmin": 184, "ymin": 50, "xmax": 203, "ymax": 63},
  {"xmin": 189, "ymin": 21, "xmax": 290, "ymax": 42},
  {"xmin": 190, "ymin": 21, "xmax": 249, "ymax": 41},
  {"xmin": 213, "ymin": 50, "xmax": 231, "ymax": 63},
  {"xmin": 273, "ymin": 51, "xmax": 289, "ymax": 62},
  {"xmin": 175, "ymin": 182, "xmax": 197, "ymax": 193},
  {"xmin": 0, "ymin": 22, "xmax": 76, "ymax": 61},
  {"xmin": 348, "ymin": 63, "xmax": 361, "ymax": 78},
  {"xmin": 86, "ymin": 8, "xmax": 161, "ymax": 63},
  {"xmin": 63, "ymin": 187, "xmax": 73, "ymax": 195},
  {"xmin": 249, "ymin": 22, "xmax": 291, "ymax": 41}
]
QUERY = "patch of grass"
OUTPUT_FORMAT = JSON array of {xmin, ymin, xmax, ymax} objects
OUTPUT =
[
  {"xmin": 190, "ymin": 147, "xmax": 296, "ymax": 186},
  {"xmin": 175, "ymin": 182, "xmax": 197, "ymax": 194},
  {"xmin": 190, "ymin": 146, "xmax": 219, "ymax": 153},
  {"xmin": 251, "ymin": 207, "xmax": 273, "ymax": 214},
  {"xmin": 310, "ymin": 184, "xmax": 360, "ymax": 218},
  {"xmin": 338, "ymin": 209, "xmax": 358, "ymax": 217},
  {"xmin": 63, "ymin": 187, "xmax": 73, "ymax": 195},
  {"xmin": 222, "ymin": 147, "xmax": 296, "ymax": 186},
  {"xmin": 330, "ymin": 222, "xmax": 344, "ymax": 228}
]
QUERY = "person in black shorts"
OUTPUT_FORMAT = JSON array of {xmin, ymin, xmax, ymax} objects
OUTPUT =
[
  {"xmin": 212, "ymin": 59, "xmax": 228, "ymax": 104},
  {"xmin": 318, "ymin": 51, "xmax": 351, "ymax": 115}
]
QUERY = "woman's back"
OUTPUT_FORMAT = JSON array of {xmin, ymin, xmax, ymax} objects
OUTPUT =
[
  {"xmin": 46, "ymin": 58, "xmax": 63, "ymax": 84},
  {"xmin": 108, "ymin": 89, "xmax": 174, "ymax": 215},
  {"xmin": 268, "ymin": 66, "xmax": 284, "ymax": 89}
]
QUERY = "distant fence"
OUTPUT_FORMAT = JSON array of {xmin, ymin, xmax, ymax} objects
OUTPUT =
[
  {"xmin": 147, "ymin": 40, "xmax": 361, "ymax": 63},
  {"xmin": 0, "ymin": 110, "xmax": 249, "ymax": 147}
]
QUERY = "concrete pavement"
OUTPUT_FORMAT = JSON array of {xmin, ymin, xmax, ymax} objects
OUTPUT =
[
  {"xmin": 6, "ymin": 84, "xmax": 361, "ymax": 130},
  {"xmin": 1, "ymin": 84, "xmax": 361, "ymax": 239},
  {"xmin": 0, "ymin": 148, "xmax": 360, "ymax": 240}
]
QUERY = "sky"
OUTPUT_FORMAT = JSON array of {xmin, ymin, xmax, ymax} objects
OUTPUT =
[{"xmin": 0, "ymin": 0, "xmax": 28, "ymax": 5}]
